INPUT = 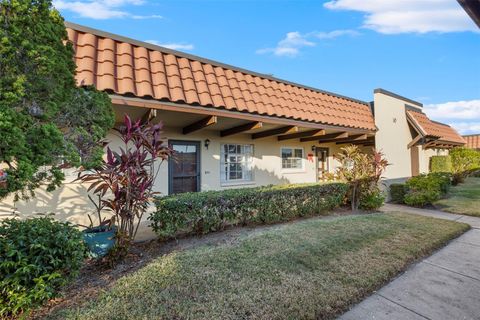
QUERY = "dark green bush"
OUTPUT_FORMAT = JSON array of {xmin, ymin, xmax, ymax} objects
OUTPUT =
[
  {"xmin": 404, "ymin": 190, "xmax": 440, "ymax": 207},
  {"xmin": 430, "ymin": 156, "xmax": 452, "ymax": 173},
  {"xmin": 389, "ymin": 184, "xmax": 407, "ymax": 204},
  {"xmin": 149, "ymin": 183, "xmax": 349, "ymax": 239},
  {"xmin": 0, "ymin": 217, "xmax": 86, "ymax": 317},
  {"xmin": 403, "ymin": 173, "xmax": 452, "ymax": 207},
  {"xmin": 359, "ymin": 188, "xmax": 385, "ymax": 210},
  {"xmin": 428, "ymin": 172, "xmax": 452, "ymax": 194}
]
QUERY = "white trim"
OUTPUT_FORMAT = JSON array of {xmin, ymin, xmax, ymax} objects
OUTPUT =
[
  {"xmin": 280, "ymin": 146, "xmax": 305, "ymax": 171},
  {"xmin": 220, "ymin": 143, "xmax": 254, "ymax": 184}
]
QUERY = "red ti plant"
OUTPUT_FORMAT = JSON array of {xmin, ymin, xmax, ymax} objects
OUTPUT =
[{"xmin": 77, "ymin": 115, "xmax": 171, "ymax": 252}]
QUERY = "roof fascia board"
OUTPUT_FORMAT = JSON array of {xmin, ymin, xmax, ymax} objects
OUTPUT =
[
  {"xmin": 405, "ymin": 111, "xmax": 427, "ymax": 137},
  {"xmin": 374, "ymin": 88, "xmax": 423, "ymax": 107},
  {"xmin": 110, "ymin": 95, "xmax": 375, "ymax": 134},
  {"xmin": 65, "ymin": 21, "xmax": 369, "ymax": 106},
  {"xmin": 458, "ymin": 0, "xmax": 480, "ymax": 28}
]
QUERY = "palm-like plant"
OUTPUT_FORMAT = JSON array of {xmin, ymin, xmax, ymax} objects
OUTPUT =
[
  {"xmin": 334, "ymin": 145, "xmax": 389, "ymax": 210},
  {"xmin": 77, "ymin": 115, "xmax": 171, "ymax": 253}
]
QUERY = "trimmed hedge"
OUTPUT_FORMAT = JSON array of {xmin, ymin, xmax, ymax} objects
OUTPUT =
[
  {"xmin": 430, "ymin": 156, "xmax": 452, "ymax": 173},
  {"xmin": 149, "ymin": 183, "xmax": 348, "ymax": 240},
  {"xmin": 390, "ymin": 184, "xmax": 407, "ymax": 204}
]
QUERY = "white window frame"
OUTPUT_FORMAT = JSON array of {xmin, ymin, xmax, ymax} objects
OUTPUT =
[
  {"xmin": 281, "ymin": 147, "xmax": 305, "ymax": 172},
  {"xmin": 220, "ymin": 143, "xmax": 254, "ymax": 185}
]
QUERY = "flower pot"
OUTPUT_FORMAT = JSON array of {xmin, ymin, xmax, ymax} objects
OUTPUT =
[{"xmin": 83, "ymin": 225, "xmax": 116, "ymax": 258}]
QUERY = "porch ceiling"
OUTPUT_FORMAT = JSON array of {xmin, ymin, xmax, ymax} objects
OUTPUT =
[{"xmin": 113, "ymin": 102, "xmax": 375, "ymax": 144}]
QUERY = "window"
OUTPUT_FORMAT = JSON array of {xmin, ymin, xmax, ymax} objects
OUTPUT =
[
  {"xmin": 281, "ymin": 147, "xmax": 304, "ymax": 169},
  {"xmin": 221, "ymin": 144, "xmax": 253, "ymax": 182}
]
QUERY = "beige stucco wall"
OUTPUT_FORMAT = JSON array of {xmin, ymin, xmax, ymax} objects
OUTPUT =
[
  {"xmin": 0, "ymin": 109, "xmax": 352, "ymax": 240},
  {"xmin": 374, "ymin": 91, "xmax": 449, "ymax": 194},
  {"xmin": 374, "ymin": 92, "xmax": 416, "ymax": 186}
]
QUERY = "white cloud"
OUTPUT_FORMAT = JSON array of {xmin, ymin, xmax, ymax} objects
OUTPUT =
[
  {"xmin": 53, "ymin": 0, "xmax": 162, "ymax": 20},
  {"xmin": 424, "ymin": 99, "xmax": 480, "ymax": 120},
  {"xmin": 313, "ymin": 29, "xmax": 360, "ymax": 39},
  {"xmin": 257, "ymin": 29, "xmax": 356, "ymax": 57},
  {"xmin": 145, "ymin": 40, "xmax": 194, "ymax": 51},
  {"xmin": 324, "ymin": 0, "xmax": 478, "ymax": 34},
  {"xmin": 448, "ymin": 122, "xmax": 480, "ymax": 135},
  {"xmin": 424, "ymin": 99, "xmax": 480, "ymax": 135}
]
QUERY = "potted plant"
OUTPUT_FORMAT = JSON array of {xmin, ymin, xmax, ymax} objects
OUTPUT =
[
  {"xmin": 77, "ymin": 115, "xmax": 171, "ymax": 260},
  {"xmin": 81, "ymin": 195, "xmax": 116, "ymax": 258}
]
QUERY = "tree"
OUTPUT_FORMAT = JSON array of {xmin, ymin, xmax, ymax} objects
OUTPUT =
[{"xmin": 0, "ymin": 0, "xmax": 114, "ymax": 200}]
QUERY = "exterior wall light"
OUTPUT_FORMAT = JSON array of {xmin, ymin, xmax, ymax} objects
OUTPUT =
[
  {"xmin": 204, "ymin": 139, "xmax": 211, "ymax": 150},
  {"xmin": 311, "ymin": 145, "xmax": 316, "ymax": 152}
]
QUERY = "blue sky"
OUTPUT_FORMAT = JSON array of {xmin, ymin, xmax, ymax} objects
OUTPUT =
[{"xmin": 54, "ymin": 0, "xmax": 480, "ymax": 134}]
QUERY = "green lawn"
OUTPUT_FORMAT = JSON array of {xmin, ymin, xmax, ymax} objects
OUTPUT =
[
  {"xmin": 47, "ymin": 213, "xmax": 468, "ymax": 320},
  {"xmin": 435, "ymin": 177, "xmax": 480, "ymax": 217}
]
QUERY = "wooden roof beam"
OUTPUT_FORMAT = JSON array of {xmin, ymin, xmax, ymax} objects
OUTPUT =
[
  {"xmin": 408, "ymin": 134, "xmax": 423, "ymax": 149},
  {"xmin": 183, "ymin": 115, "xmax": 217, "ymax": 135},
  {"xmin": 252, "ymin": 126, "xmax": 298, "ymax": 140},
  {"xmin": 305, "ymin": 132, "xmax": 349, "ymax": 143},
  {"xmin": 220, "ymin": 121, "xmax": 263, "ymax": 137},
  {"xmin": 335, "ymin": 134, "xmax": 368, "ymax": 145},
  {"xmin": 139, "ymin": 108, "xmax": 157, "ymax": 124},
  {"xmin": 278, "ymin": 129, "xmax": 325, "ymax": 141}
]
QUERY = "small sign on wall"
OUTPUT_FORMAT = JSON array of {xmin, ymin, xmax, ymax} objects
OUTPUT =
[{"xmin": 307, "ymin": 153, "xmax": 314, "ymax": 162}]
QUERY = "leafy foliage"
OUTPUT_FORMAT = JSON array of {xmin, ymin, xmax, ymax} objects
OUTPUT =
[
  {"xmin": 403, "ymin": 172, "xmax": 452, "ymax": 207},
  {"xmin": 0, "ymin": 0, "xmax": 114, "ymax": 200},
  {"xmin": 389, "ymin": 183, "xmax": 407, "ymax": 204},
  {"xmin": 449, "ymin": 147, "xmax": 480, "ymax": 185},
  {"xmin": 77, "ymin": 115, "xmax": 172, "ymax": 254},
  {"xmin": 150, "ymin": 183, "xmax": 348, "ymax": 240},
  {"xmin": 330, "ymin": 145, "xmax": 389, "ymax": 210},
  {"xmin": 429, "ymin": 155, "xmax": 452, "ymax": 173},
  {"xmin": 0, "ymin": 217, "xmax": 86, "ymax": 317},
  {"xmin": 359, "ymin": 187, "xmax": 385, "ymax": 210}
]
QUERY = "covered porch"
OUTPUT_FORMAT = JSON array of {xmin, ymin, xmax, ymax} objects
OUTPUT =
[{"xmin": 112, "ymin": 95, "xmax": 376, "ymax": 195}]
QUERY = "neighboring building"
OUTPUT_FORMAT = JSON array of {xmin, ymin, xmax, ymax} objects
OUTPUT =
[
  {"xmin": 0, "ymin": 23, "xmax": 465, "ymax": 238},
  {"xmin": 464, "ymin": 134, "xmax": 480, "ymax": 150}
]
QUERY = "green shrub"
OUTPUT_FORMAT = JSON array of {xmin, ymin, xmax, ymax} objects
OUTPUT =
[
  {"xmin": 428, "ymin": 172, "xmax": 452, "ymax": 194},
  {"xmin": 403, "ymin": 173, "xmax": 452, "ymax": 207},
  {"xmin": 149, "ymin": 183, "xmax": 349, "ymax": 240},
  {"xmin": 389, "ymin": 184, "xmax": 407, "ymax": 204},
  {"xmin": 450, "ymin": 147, "xmax": 480, "ymax": 185},
  {"xmin": 0, "ymin": 217, "xmax": 86, "ymax": 317},
  {"xmin": 359, "ymin": 188, "xmax": 385, "ymax": 210},
  {"xmin": 430, "ymin": 156, "xmax": 452, "ymax": 173},
  {"xmin": 404, "ymin": 190, "xmax": 441, "ymax": 207}
]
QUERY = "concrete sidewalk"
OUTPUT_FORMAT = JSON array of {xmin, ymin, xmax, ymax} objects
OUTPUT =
[{"xmin": 340, "ymin": 204, "xmax": 480, "ymax": 320}]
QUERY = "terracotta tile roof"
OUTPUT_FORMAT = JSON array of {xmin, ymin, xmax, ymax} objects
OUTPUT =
[
  {"xmin": 464, "ymin": 134, "xmax": 480, "ymax": 149},
  {"xmin": 406, "ymin": 109, "xmax": 465, "ymax": 145},
  {"xmin": 66, "ymin": 23, "xmax": 376, "ymax": 131}
]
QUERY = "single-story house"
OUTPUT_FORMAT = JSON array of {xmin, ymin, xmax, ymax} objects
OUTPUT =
[
  {"xmin": 464, "ymin": 134, "xmax": 480, "ymax": 150},
  {"xmin": 0, "ymin": 22, "xmax": 465, "ymax": 239}
]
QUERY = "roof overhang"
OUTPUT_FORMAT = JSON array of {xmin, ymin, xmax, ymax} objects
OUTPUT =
[
  {"xmin": 458, "ymin": 0, "xmax": 480, "ymax": 28},
  {"xmin": 110, "ymin": 95, "xmax": 375, "ymax": 134}
]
